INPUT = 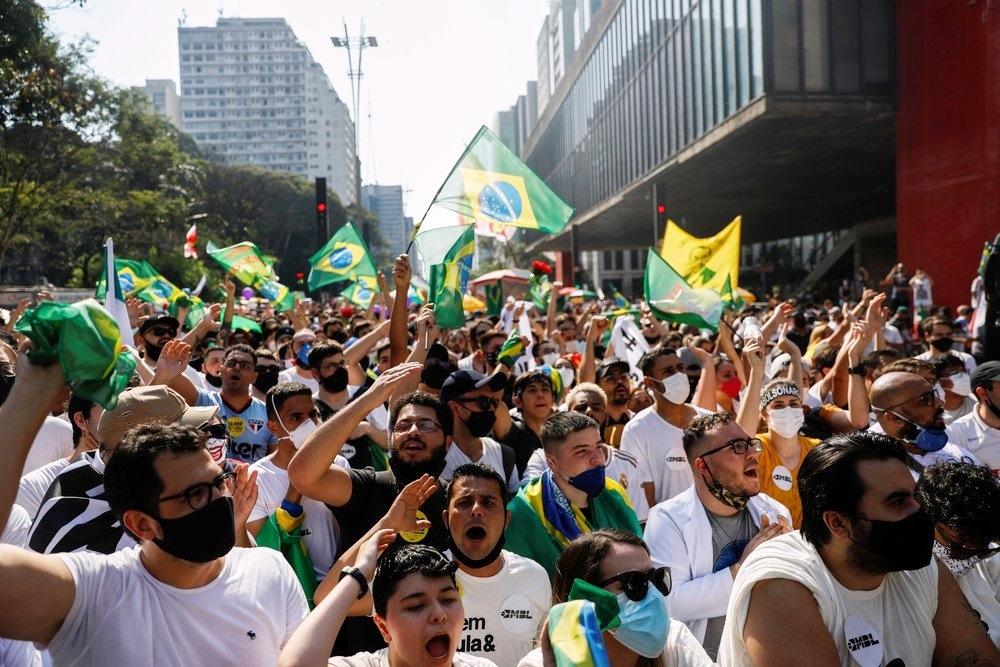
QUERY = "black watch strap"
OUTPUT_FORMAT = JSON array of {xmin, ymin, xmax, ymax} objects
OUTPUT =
[
  {"xmin": 848, "ymin": 363, "xmax": 867, "ymax": 376},
  {"xmin": 339, "ymin": 566, "xmax": 369, "ymax": 599}
]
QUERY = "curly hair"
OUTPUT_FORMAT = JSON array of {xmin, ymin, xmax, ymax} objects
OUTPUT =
[
  {"xmin": 916, "ymin": 460, "xmax": 1000, "ymax": 543},
  {"xmin": 681, "ymin": 411, "xmax": 736, "ymax": 455}
]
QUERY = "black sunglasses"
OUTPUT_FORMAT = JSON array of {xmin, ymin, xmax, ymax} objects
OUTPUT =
[
  {"xmin": 597, "ymin": 566, "xmax": 672, "ymax": 602},
  {"xmin": 881, "ymin": 389, "xmax": 936, "ymax": 412},
  {"xmin": 147, "ymin": 326, "xmax": 176, "ymax": 338},
  {"xmin": 455, "ymin": 396, "xmax": 499, "ymax": 411},
  {"xmin": 700, "ymin": 437, "xmax": 762, "ymax": 458},
  {"xmin": 201, "ymin": 422, "xmax": 227, "ymax": 439}
]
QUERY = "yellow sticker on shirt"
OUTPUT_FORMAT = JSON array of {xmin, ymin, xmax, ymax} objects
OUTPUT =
[
  {"xmin": 400, "ymin": 510, "xmax": 429, "ymax": 543},
  {"xmin": 227, "ymin": 417, "xmax": 245, "ymax": 438}
]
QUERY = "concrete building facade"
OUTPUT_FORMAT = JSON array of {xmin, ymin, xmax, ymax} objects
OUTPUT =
[{"xmin": 132, "ymin": 79, "xmax": 182, "ymax": 128}]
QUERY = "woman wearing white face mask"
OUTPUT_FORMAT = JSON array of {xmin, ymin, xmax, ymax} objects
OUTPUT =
[{"xmin": 744, "ymin": 379, "xmax": 820, "ymax": 529}]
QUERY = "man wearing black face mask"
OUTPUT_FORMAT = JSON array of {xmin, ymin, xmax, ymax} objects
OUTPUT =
[
  {"xmin": 138, "ymin": 314, "xmax": 208, "ymax": 391},
  {"xmin": 439, "ymin": 370, "xmax": 519, "ymax": 494},
  {"xmin": 251, "ymin": 349, "xmax": 281, "ymax": 401},
  {"xmin": 443, "ymin": 463, "xmax": 551, "ymax": 664},
  {"xmin": 915, "ymin": 316, "xmax": 977, "ymax": 373},
  {"xmin": 720, "ymin": 431, "xmax": 1000, "ymax": 666},
  {"xmin": 0, "ymin": 388, "xmax": 308, "ymax": 665}
]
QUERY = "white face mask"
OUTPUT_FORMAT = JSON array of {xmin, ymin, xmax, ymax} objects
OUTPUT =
[
  {"xmin": 767, "ymin": 406, "xmax": 805, "ymax": 439},
  {"xmin": 949, "ymin": 372, "xmax": 972, "ymax": 397},
  {"xmin": 541, "ymin": 352, "xmax": 560, "ymax": 366},
  {"xmin": 653, "ymin": 372, "xmax": 690, "ymax": 404},
  {"xmin": 279, "ymin": 417, "xmax": 319, "ymax": 449},
  {"xmin": 558, "ymin": 367, "xmax": 576, "ymax": 391}
]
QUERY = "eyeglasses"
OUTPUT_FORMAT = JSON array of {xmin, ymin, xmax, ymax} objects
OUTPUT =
[
  {"xmin": 391, "ymin": 419, "xmax": 441, "ymax": 433},
  {"xmin": 879, "ymin": 389, "xmax": 936, "ymax": 412},
  {"xmin": 224, "ymin": 359, "xmax": 255, "ymax": 371},
  {"xmin": 700, "ymin": 437, "xmax": 762, "ymax": 458},
  {"xmin": 201, "ymin": 422, "xmax": 227, "ymax": 439},
  {"xmin": 600, "ymin": 372, "xmax": 629, "ymax": 383},
  {"xmin": 158, "ymin": 471, "xmax": 234, "ymax": 511},
  {"xmin": 147, "ymin": 326, "xmax": 176, "ymax": 338},
  {"xmin": 596, "ymin": 567, "xmax": 672, "ymax": 602},
  {"xmin": 455, "ymin": 396, "xmax": 499, "ymax": 412}
]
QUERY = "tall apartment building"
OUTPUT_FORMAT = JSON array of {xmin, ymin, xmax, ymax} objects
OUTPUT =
[
  {"xmin": 362, "ymin": 185, "xmax": 409, "ymax": 257},
  {"xmin": 132, "ymin": 79, "xmax": 182, "ymax": 128},
  {"xmin": 177, "ymin": 18, "xmax": 358, "ymax": 205}
]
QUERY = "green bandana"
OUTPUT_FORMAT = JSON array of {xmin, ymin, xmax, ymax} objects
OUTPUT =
[{"xmin": 568, "ymin": 578, "xmax": 621, "ymax": 631}]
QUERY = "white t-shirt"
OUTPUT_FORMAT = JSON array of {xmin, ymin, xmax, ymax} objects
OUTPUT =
[
  {"xmin": 249, "ymin": 455, "xmax": 347, "ymax": 579},
  {"xmin": 279, "ymin": 366, "xmax": 320, "ymax": 394},
  {"xmin": 915, "ymin": 350, "xmax": 977, "ymax": 373},
  {"xmin": 948, "ymin": 408, "xmax": 1000, "ymax": 472},
  {"xmin": 943, "ymin": 395, "xmax": 977, "ymax": 426},
  {"xmin": 17, "ymin": 457, "xmax": 73, "ymax": 517},
  {"xmin": 48, "ymin": 546, "xmax": 309, "ymax": 667},
  {"xmin": 441, "ymin": 438, "xmax": 519, "ymax": 495},
  {"xmin": 452, "ymin": 551, "xmax": 551, "ymax": 667},
  {"xmin": 329, "ymin": 650, "xmax": 497, "ymax": 666},
  {"xmin": 909, "ymin": 442, "xmax": 980, "ymax": 478},
  {"xmin": 22, "ymin": 416, "xmax": 73, "ymax": 475},
  {"xmin": 955, "ymin": 555, "xmax": 1000, "ymax": 650},
  {"xmin": 516, "ymin": 618, "xmax": 711, "ymax": 667},
  {"xmin": 719, "ymin": 531, "xmax": 939, "ymax": 667},
  {"xmin": 619, "ymin": 405, "xmax": 712, "ymax": 521},
  {"xmin": 2, "ymin": 505, "xmax": 42, "ymax": 667}
]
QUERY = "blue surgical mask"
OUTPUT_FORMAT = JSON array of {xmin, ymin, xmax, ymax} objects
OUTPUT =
[
  {"xmin": 890, "ymin": 411, "xmax": 949, "ymax": 452},
  {"xmin": 612, "ymin": 587, "xmax": 670, "ymax": 658},
  {"xmin": 567, "ymin": 465, "xmax": 607, "ymax": 499}
]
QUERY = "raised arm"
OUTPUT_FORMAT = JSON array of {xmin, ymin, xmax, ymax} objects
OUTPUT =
[
  {"xmin": 736, "ymin": 338, "xmax": 766, "ymax": 436},
  {"xmin": 688, "ymin": 345, "xmax": 719, "ymax": 411},
  {"xmin": 151, "ymin": 339, "xmax": 200, "ymax": 407},
  {"xmin": 545, "ymin": 281, "xmax": 562, "ymax": 340},
  {"xmin": 389, "ymin": 255, "xmax": 412, "ymax": 367},
  {"xmin": 578, "ymin": 315, "xmax": 609, "ymax": 384},
  {"xmin": 718, "ymin": 313, "xmax": 748, "ymax": 387},
  {"xmin": 390, "ymin": 306, "xmax": 438, "ymax": 405},
  {"xmin": 287, "ymin": 362, "xmax": 423, "ymax": 506},
  {"xmin": 344, "ymin": 318, "xmax": 390, "ymax": 385},
  {"xmin": 180, "ymin": 303, "xmax": 221, "ymax": 348}
]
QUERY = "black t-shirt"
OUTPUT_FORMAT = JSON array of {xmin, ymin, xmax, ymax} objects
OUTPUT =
[{"xmin": 497, "ymin": 419, "xmax": 542, "ymax": 478}]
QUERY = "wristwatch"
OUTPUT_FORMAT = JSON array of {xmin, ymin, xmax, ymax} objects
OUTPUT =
[{"xmin": 339, "ymin": 566, "xmax": 369, "ymax": 599}]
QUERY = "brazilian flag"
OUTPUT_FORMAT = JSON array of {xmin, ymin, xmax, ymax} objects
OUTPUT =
[
  {"xmin": 95, "ymin": 259, "xmax": 157, "ymax": 300},
  {"xmin": 484, "ymin": 281, "xmax": 504, "ymax": 317},
  {"xmin": 527, "ymin": 272, "xmax": 551, "ymax": 310},
  {"xmin": 428, "ymin": 225, "xmax": 474, "ymax": 329},
  {"xmin": 428, "ymin": 126, "xmax": 573, "ymax": 235},
  {"xmin": 340, "ymin": 275, "xmax": 379, "ymax": 309},
  {"xmin": 308, "ymin": 222, "xmax": 377, "ymax": 291},
  {"xmin": 206, "ymin": 241, "xmax": 276, "ymax": 288}
]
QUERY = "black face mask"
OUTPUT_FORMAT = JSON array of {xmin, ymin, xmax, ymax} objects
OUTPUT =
[
  {"xmin": 328, "ymin": 330, "xmax": 348, "ymax": 344},
  {"xmin": 319, "ymin": 366, "xmax": 349, "ymax": 393},
  {"xmin": 849, "ymin": 509, "xmax": 935, "ymax": 573},
  {"xmin": 485, "ymin": 351, "xmax": 499, "ymax": 367},
  {"xmin": 153, "ymin": 496, "xmax": 236, "ymax": 563},
  {"xmin": 446, "ymin": 521, "xmax": 506, "ymax": 569},
  {"xmin": 462, "ymin": 410, "xmax": 497, "ymax": 438},
  {"xmin": 254, "ymin": 366, "xmax": 280, "ymax": 394},
  {"xmin": 205, "ymin": 373, "xmax": 223, "ymax": 388},
  {"xmin": 930, "ymin": 338, "xmax": 954, "ymax": 353},
  {"xmin": 389, "ymin": 445, "xmax": 448, "ymax": 485}
]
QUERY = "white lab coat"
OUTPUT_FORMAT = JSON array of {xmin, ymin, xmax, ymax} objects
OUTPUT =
[{"xmin": 643, "ymin": 485, "xmax": 791, "ymax": 643}]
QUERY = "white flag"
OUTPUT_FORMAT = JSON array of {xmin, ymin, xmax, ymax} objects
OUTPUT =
[
  {"xmin": 610, "ymin": 314, "xmax": 650, "ymax": 383},
  {"xmin": 102, "ymin": 238, "xmax": 134, "ymax": 345}
]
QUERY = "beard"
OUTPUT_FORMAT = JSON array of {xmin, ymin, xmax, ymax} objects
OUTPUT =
[
  {"xmin": 388, "ymin": 443, "xmax": 448, "ymax": 484},
  {"xmin": 143, "ymin": 341, "xmax": 163, "ymax": 362},
  {"xmin": 846, "ymin": 521, "xmax": 893, "ymax": 575}
]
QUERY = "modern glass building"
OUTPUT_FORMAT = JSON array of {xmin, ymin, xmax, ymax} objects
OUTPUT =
[{"xmin": 525, "ymin": 0, "xmax": 896, "ymax": 298}]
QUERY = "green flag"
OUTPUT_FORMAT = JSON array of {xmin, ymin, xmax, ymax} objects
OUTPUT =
[
  {"xmin": 428, "ymin": 225, "xmax": 475, "ymax": 329},
  {"xmin": 719, "ymin": 274, "xmax": 745, "ymax": 312},
  {"xmin": 643, "ymin": 249, "xmax": 723, "ymax": 330},
  {"xmin": 206, "ymin": 241, "xmax": 276, "ymax": 287},
  {"xmin": 308, "ymin": 222, "xmax": 378, "ymax": 291},
  {"xmin": 15, "ymin": 299, "xmax": 137, "ymax": 409},
  {"xmin": 527, "ymin": 272, "xmax": 551, "ymax": 310},
  {"xmin": 95, "ymin": 259, "xmax": 158, "ymax": 300},
  {"xmin": 425, "ymin": 126, "xmax": 573, "ymax": 236},
  {"xmin": 255, "ymin": 509, "xmax": 318, "ymax": 609},
  {"xmin": 484, "ymin": 281, "xmax": 504, "ymax": 317},
  {"xmin": 340, "ymin": 275, "xmax": 379, "ymax": 309},
  {"xmin": 414, "ymin": 224, "xmax": 475, "ymax": 280}
]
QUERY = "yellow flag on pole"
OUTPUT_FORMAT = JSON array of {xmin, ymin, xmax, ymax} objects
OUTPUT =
[{"xmin": 659, "ymin": 216, "xmax": 741, "ymax": 293}]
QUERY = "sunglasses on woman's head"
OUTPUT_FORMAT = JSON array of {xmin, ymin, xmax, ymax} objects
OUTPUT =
[{"xmin": 596, "ymin": 566, "xmax": 671, "ymax": 602}]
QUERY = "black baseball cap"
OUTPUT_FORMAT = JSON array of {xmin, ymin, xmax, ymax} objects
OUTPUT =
[
  {"xmin": 440, "ymin": 369, "xmax": 507, "ymax": 405},
  {"xmin": 275, "ymin": 326, "xmax": 295, "ymax": 339},
  {"xmin": 138, "ymin": 314, "xmax": 179, "ymax": 335},
  {"xmin": 971, "ymin": 361, "xmax": 1000, "ymax": 391},
  {"xmin": 596, "ymin": 357, "xmax": 630, "ymax": 381}
]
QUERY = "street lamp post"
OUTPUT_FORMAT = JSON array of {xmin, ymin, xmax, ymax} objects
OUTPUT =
[{"xmin": 331, "ymin": 20, "xmax": 377, "ymax": 211}]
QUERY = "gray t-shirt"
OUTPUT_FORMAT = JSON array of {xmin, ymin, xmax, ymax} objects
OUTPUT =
[{"xmin": 703, "ymin": 508, "xmax": 755, "ymax": 660}]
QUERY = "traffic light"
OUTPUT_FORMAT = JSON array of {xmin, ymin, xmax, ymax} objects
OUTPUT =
[
  {"xmin": 296, "ymin": 271, "xmax": 306, "ymax": 287},
  {"xmin": 315, "ymin": 177, "xmax": 328, "ymax": 244}
]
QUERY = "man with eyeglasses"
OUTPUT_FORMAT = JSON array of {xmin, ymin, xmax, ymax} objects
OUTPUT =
[
  {"xmin": 439, "ymin": 370, "xmax": 519, "ymax": 495},
  {"xmin": 288, "ymin": 362, "xmax": 454, "ymax": 655},
  {"xmin": 643, "ymin": 412, "xmax": 790, "ymax": 659},
  {"xmin": 164, "ymin": 342, "xmax": 279, "ymax": 465},
  {"xmin": 870, "ymin": 371, "xmax": 979, "ymax": 477},
  {"xmin": 0, "ymin": 416, "xmax": 308, "ymax": 665}
]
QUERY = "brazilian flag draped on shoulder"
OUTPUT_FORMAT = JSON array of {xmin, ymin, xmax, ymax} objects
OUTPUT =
[
  {"xmin": 428, "ymin": 225, "xmax": 475, "ymax": 329},
  {"xmin": 206, "ymin": 241, "xmax": 294, "ymax": 312},
  {"xmin": 308, "ymin": 222, "xmax": 377, "ymax": 291},
  {"xmin": 426, "ymin": 126, "xmax": 573, "ymax": 235},
  {"xmin": 643, "ymin": 249, "xmax": 723, "ymax": 331}
]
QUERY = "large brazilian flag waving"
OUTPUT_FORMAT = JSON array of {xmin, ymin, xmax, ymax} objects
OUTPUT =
[
  {"xmin": 428, "ymin": 126, "xmax": 573, "ymax": 235},
  {"xmin": 308, "ymin": 222, "xmax": 377, "ymax": 291}
]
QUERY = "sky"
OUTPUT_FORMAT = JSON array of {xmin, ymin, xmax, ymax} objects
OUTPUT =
[{"xmin": 45, "ymin": 0, "xmax": 548, "ymax": 219}]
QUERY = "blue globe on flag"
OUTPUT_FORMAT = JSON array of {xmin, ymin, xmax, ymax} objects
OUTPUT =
[
  {"xmin": 478, "ymin": 181, "xmax": 522, "ymax": 223},
  {"xmin": 119, "ymin": 273, "xmax": 134, "ymax": 293},
  {"xmin": 358, "ymin": 287, "xmax": 372, "ymax": 301},
  {"xmin": 328, "ymin": 247, "xmax": 355, "ymax": 270},
  {"xmin": 151, "ymin": 281, "xmax": 172, "ymax": 298}
]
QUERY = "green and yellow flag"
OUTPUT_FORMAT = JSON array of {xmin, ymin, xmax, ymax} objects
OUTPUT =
[
  {"xmin": 308, "ymin": 222, "xmax": 377, "ymax": 291},
  {"xmin": 428, "ymin": 225, "xmax": 475, "ymax": 329},
  {"xmin": 95, "ymin": 259, "xmax": 158, "ymax": 300},
  {"xmin": 644, "ymin": 249, "xmax": 723, "ymax": 330},
  {"xmin": 660, "ymin": 216, "xmax": 741, "ymax": 296},
  {"xmin": 340, "ymin": 275, "xmax": 379, "ymax": 309},
  {"xmin": 426, "ymin": 126, "xmax": 573, "ymax": 235},
  {"xmin": 206, "ymin": 241, "xmax": 276, "ymax": 287},
  {"xmin": 484, "ymin": 281, "xmax": 504, "ymax": 317}
]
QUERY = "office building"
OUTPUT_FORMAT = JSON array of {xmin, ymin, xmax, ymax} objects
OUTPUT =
[
  {"xmin": 177, "ymin": 17, "xmax": 358, "ymax": 205},
  {"xmin": 132, "ymin": 79, "xmax": 182, "ymax": 128},
  {"xmin": 362, "ymin": 185, "xmax": 409, "ymax": 257}
]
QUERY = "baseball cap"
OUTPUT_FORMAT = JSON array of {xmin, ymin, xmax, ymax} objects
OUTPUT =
[
  {"xmin": 596, "ymin": 358, "xmax": 630, "ymax": 381},
  {"xmin": 971, "ymin": 361, "xmax": 1000, "ymax": 391},
  {"xmin": 440, "ymin": 369, "xmax": 507, "ymax": 405},
  {"xmin": 138, "ymin": 314, "xmax": 180, "ymax": 336},
  {"xmin": 97, "ymin": 385, "xmax": 218, "ymax": 449},
  {"xmin": 676, "ymin": 348, "xmax": 702, "ymax": 372},
  {"xmin": 275, "ymin": 326, "xmax": 295, "ymax": 340}
]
